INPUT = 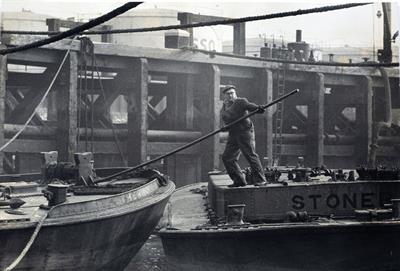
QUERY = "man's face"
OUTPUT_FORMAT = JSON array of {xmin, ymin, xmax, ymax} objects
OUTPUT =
[{"xmin": 224, "ymin": 88, "xmax": 237, "ymax": 102}]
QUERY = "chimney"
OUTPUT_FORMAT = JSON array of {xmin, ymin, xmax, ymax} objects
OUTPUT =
[{"xmin": 296, "ymin": 30, "xmax": 302, "ymax": 42}]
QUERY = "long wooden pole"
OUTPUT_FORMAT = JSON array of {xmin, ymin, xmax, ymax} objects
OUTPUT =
[{"xmin": 96, "ymin": 89, "xmax": 299, "ymax": 183}]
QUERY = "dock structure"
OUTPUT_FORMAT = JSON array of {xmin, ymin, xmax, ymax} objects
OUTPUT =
[{"xmin": 1, "ymin": 39, "xmax": 399, "ymax": 186}]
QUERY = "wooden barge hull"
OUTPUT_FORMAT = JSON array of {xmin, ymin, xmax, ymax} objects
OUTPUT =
[
  {"xmin": 161, "ymin": 220, "xmax": 400, "ymax": 271},
  {"xmin": 0, "ymin": 179, "xmax": 175, "ymax": 271}
]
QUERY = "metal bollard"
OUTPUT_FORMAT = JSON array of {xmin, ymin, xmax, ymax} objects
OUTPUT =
[
  {"xmin": 43, "ymin": 184, "xmax": 69, "ymax": 206},
  {"xmin": 226, "ymin": 204, "xmax": 245, "ymax": 225}
]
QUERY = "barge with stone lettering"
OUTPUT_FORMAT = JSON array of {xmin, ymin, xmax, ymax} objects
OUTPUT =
[
  {"xmin": 160, "ymin": 166, "xmax": 400, "ymax": 271},
  {"xmin": 0, "ymin": 151, "xmax": 175, "ymax": 271}
]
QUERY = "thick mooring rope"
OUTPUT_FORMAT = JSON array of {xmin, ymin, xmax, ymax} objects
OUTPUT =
[
  {"xmin": 4, "ymin": 209, "xmax": 52, "ymax": 271},
  {"xmin": 0, "ymin": 2, "xmax": 142, "ymax": 55},
  {"xmin": 2, "ymin": 3, "xmax": 369, "ymax": 36},
  {"xmin": 182, "ymin": 47, "xmax": 399, "ymax": 67}
]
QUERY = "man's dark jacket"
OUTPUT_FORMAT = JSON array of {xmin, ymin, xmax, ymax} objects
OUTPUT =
[{"xmin": 221, "ymin": 98, "xmax": 259, "ymax": 133}]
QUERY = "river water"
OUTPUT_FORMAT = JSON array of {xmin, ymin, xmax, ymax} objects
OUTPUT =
[{"xmin": 125, "ymin": 234, "xmax": 169, "ymax": 271}]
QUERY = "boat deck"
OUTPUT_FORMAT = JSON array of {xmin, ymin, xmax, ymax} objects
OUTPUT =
[
  {"xmin": 168, "ymin": 183, "xmax": 209, "ymax": 230},
  {"xmin": 0, "ymin": 178, "xmax": 152, "ymax": 227}
]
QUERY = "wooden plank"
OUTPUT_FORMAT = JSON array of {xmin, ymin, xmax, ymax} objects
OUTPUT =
[
  {"xmin": 278, "ymin": 144, "xmax": 353, "ymax": 157},
  {"xmin": 148, "ymin": 59, "xmax": 200, "ymax": 74},
  {"xmin": 324, "ymin": 74, "xmax": 360, "ymax": 86},
  {"xmin": 0, "ymin": 49, "xmax": 6, "ymax": 172},
  {"xmin": 127, "ymin": 58, "xmax": 148, "ymax": 166},
  {"xmin": 376, "ymin": 146, "xmax": 400, "ymax": 157},
  {"xmin": 3, "ymin": 124, "xmax": 203, "ymax": 142},
  {"xmin": 252, "ymin": 68, "xmax": 273, "ymax": 166},
  {"xmin": 355, "ymin": 76, "xmax": 373, "ymax": 165},
  {"xmin": 7, "ymin": 48, "xmax": 62, "ymax": 66},
  {"xmin": 166, "ymin": 74, "xmax": 194, "ymax": 130},
  {"xmin": 78, "ymin": 141, "xmax": 126, "ymax": 154},
  {"xmin": 47, "ymin": 91, "xmax": 58, "ymax": 121},
  {"xmin": 166, "ymin": 154, "xmax": 177, "ymax": 183},
  {"xmin": 9, "ymin": 40, "xmax": 399, "ymax": 81},
  {"xmin": 147, "ymin": 142, "xmax": 200, "ymax": 155},
  {"xmin": 3, "ymin": 139, "xmax": 56, "ymax": 153},
  {"xmin": 280, "ymin": 144, "xmax": 305, "ymax": 156},
  {"xmin": 186, "ymin": 75, "xmax": 194, "ymax": 130},
  {"xmin": 150, "ymin": 60, "xmax": 256, "ymax": 78},
  {"xmin": 13, "ymin": 40, "xmax": 400, "ymax": 79},
  {"xmin": 220, "ymin": 65, "xmax": 255, "ymax": 78},
  {"xmin": 5, "ymin": 124, "xmax": 54, "ymax": 137},
  {"xmin": 196, "ymin": 64, "xmax": 221, "ymax": 178},
  {"xmin": 284, "ymin": 71, "xmax": 373, "ymax": 87},
  {"xmin": 3, "ymin": 140, "xmax": 206, "ymax": 158},
  {"xmin": 0, "ymin": 140, "xmax": 197, "ymax": 156},
  {"xmin": 178, "ymin": 12, "xmax": 230, "ymax": 24},
  {"xmin": 325, "ymin": 93, "xmax": 363, "ymax": 105},
  {"xmin": 166, "ymin": 74, "xmax": 185, "ymax": 129},
  {"xmin": 56, "ymin": 51, "xmax": 78, "ymax": 162},
  {"xmin": 165, "ymin": 74, "xmax": 178, "ymax": 129},
  {"xmin": 323, "ymin": 145, "xmax": 354, "ymax": 156},
  {"xmin": 306, "ymin": 73, "xmax": 325, "ymax": 167},
  {"xmin": 89, "ymin": 55, "xmax": 131, "ymax": 71}
]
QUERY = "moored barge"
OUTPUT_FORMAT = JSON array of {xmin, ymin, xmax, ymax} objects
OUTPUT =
[
  {"xmin": 160, "ymin": 167, "xmax": 400, "ymax": 271},
  {"xmin": 0, "ymin": 151, "xmax": 175, "ymax": 271}
]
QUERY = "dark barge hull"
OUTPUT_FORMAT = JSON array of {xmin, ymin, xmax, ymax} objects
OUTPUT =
[
  {"xmin": 161, "ymin": 222, "xmax": 400, "ymax": 271},
  {"xmin": 0, "ymin": 178, "xmax": 175, "ymax": 271},
  {"xmin": 160, "ymin": 179, "xmax": 400, "ymax": 271}
]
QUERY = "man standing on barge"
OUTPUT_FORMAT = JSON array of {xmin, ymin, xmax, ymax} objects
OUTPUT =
[{"xmin": 220, "ymin": 85, "xmax": 267, "ymax": 187}]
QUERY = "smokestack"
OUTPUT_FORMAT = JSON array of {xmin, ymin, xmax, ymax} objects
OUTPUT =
[{"xmin": 296, "ymin": 30, "xmax": 302, "ymax": 42}]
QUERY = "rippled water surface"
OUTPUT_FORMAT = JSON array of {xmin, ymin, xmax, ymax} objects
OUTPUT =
[{"xmin": 125, "ymin": 234, "xmax": 170, "ymax": 271}]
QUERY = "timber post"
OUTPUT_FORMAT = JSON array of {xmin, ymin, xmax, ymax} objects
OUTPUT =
[
  {"xmin": 127, "ymin": 58, "xmax": 148, "ymax": 166},
  {"xmin": 197, "ymin": 64, "xmax": 221, "ymax": 179},
  {"xmin": 166, "ymin": 74, "xmax": 194, "ymax": 130},
  {"xmin": 253, "ymin": 68, "xmax": 273, "ymax": 166},
  {"xmin": 306, "ymin": 72, "xmax": 325, "ymax": 167},
  {"xmin": 356, "ymin": 76, "xmax": 373, "ymax": 165},
  {"xmin": 56, "ymin": 51, "xmax": 78, "ymax": 162},
  {"xmin": 165, "ymin": 73, "xmax": 196, "ymax": 185},
  {"xmin": 0, "ymin": 46, "xmax": 6, "ymax": 172}
]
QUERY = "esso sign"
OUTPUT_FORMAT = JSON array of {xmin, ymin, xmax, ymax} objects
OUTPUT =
[
  {"xmin": 193, "ymin": 38, "xmax": 216, "ymax": 51},
  {"xmin": 193, "ymin": 27, "xmax": 222, "ymax": 52}
]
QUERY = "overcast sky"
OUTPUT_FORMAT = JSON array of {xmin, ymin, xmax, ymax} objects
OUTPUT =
[{"xmin": 1, "ymin": 1, "xmax": 399, "ymax": 48}]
